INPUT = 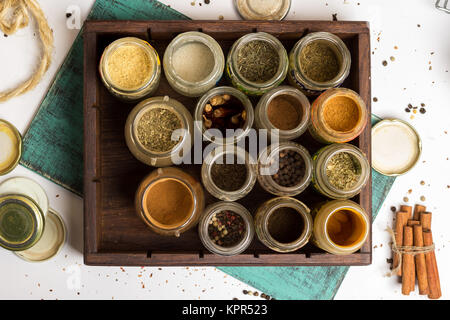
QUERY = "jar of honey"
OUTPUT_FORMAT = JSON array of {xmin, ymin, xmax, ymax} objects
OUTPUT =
[{"xmin": 311, "ymin": 200, "xmax": 370, "ymax": 255}]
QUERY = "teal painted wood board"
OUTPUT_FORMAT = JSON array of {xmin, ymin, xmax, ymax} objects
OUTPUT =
[{"xmin": 20, "ymin": 0, "xmax": 395, "ymax": 299}]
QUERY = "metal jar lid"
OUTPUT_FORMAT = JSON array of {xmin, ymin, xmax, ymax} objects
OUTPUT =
[
  {"xmin": 15, "ymin": 208, "xmax": 66, "ymax": 262},
  {"xmin": 0, "ymin": 195, "xmax": 45, "ymax": 251},
  {"xmin": 0, "ymin": 119, "xmax": 22, "ymax": 176},
  {"xmin": 234, "ymin": 0, "xmax": 291, "ymax": 20},
  {"xmin": 372, "ymin": 118, "xmax": 422, "ymax": 176}
]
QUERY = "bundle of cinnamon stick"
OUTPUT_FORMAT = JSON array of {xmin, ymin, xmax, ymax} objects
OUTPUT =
[{"xmin": 392, "ymin": 204, "xmax": 441, "ymax": 299}]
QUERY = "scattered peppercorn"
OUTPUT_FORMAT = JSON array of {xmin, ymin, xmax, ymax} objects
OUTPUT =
[
  {"xmin": 405, "ymin": 108, "xmax": 411, "ymax": 113},
  {"xmin": 390, "ymin": 206, "xmax": 396, "ymax": 212},
  {"xmin": 382, "ymin": 60, "xmax": 388, "ymax": 66},
  {"xmin": 66, "ymin": 12, "xmax": 72, "ymax": 18},
  {"xmin": 373, "ymin": 97, "xmax": 378, "ymax": 102},
  {"xmin": 419, "ymin": 107, "xmax": 426, "ymax": 114}
]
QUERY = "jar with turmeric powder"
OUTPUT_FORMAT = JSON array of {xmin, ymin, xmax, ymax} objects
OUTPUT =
[
  {"xmin": 287, "ymin": 32, "xmax": 351, "ymax": 96},
  {"xmin": 311, "ymin": 143, "xmax": 370, "ymax": 200},
  {"xmin": 135, "ymin": 167, "xmax": 205, "ymax": 237},
  {"xmin": 311, "ymin": 200, "xmax": 369, "ymax": 255},
  {"xmin": 309, "ymin": 88, "xmax": 368, "ymax": 144},
  {"xmin": 99, "ymin": 37, "xmax": 161, "ymax": 101}
]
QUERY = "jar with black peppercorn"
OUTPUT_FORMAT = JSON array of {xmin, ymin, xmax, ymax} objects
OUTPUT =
[
  {"xmin": 257, "ymin": 141, "xmax": 313, "ymax": 196},
  {"xmin": 198, "ymin": 202, "xmax": 255, "ymax": 256},
  {"xmin": 201, "ymin": 145, "xmax": 256, "ymax": 201}
]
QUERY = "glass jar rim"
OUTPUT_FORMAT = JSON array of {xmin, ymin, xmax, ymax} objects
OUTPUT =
[
  {"xmin": 195, "ymin": 86, "xmax": 254, "ymax": 145},
  {"xmin": 319, "ymin": 144, "xmax": 370, "ymax": 195},
  {"xmin": 0, "ymin": 119, "xmax": 22, "ymax": 176},
  {"xmin": 229, "ymin": 32, "xmax": 288, "ymax": 89},
  {"xmin": 199, "ymin": 201, "xmax": 254, "ymax": 256},
  {"xmin": 101, "ymin": 37, "xmax": 160, "ymax": 94},
  {"xmin": 164, "ymin": 31, "xmax": 225, "ymax": 87},
  {"xmin": 292, "ymin": 32, "xmax": 351, "ymax": 90}
]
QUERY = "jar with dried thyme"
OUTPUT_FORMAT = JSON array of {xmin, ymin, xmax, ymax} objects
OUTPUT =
[
  {"xmin": 125, "ymin": 96, "xmax": 193, "ymax": 167},
  {"xmin": 311, "ymin": 143, "xmax": 370, "ymax": 199},
  {"xmin": 288, "ymin": 32, "xmax": 351, "ymax": 96},
  {"xmin": 227, "ymin": 32, "xmax": 288, "ymax": 96}
]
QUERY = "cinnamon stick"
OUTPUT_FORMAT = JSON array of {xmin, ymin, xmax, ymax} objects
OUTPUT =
[
  {"xmin": 419, "ymin": 211, "xmax": 432, "ymax": 230},
  {"xmin": 423, "ymin": 230, "xmax": 441, "ymax": 299},
  {"xmin": 413, "ymin": 225, "xmax": 429, "ymax": 295},
  {"xmin": 400, "ymin": 205, "xmax": 412, "ymax": 216},
  {"xmin": 393, "ymin": 210, "xmax": 410, "ymax": 276},
  {"xmin": 401, "ymin": 226, "xmax": 415, "ymax": 295},
  {"xmin": 407, "ymin": 220, "xmax": 420, "ymax": 226},
  {"xmin": 413, "ymin": 204, "xmax": 426, "ymax": 220}
]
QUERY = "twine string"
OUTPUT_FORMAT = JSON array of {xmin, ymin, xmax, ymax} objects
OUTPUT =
[
  {"xmin": 0, "ymin": 0, "xmax": 53, "ymax": 103},
  {"xmin": 386, "ymin": 226, "xmax": 435, "ymax": 276}
]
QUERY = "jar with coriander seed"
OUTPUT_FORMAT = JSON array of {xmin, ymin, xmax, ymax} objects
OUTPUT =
[
  {"xmin": 99, "ymin": 37, "xmax": 161, "ymax": 101},
  {"xmin": 163, "ymin": 31, "xmax": 225, "ymax": 97},
  {"xmin": 288, "ymin": 32, "xmax": 351, "ymax": 96},
  {"xmin": 226, "ymin": 32, "xmax": 288, "ymax": 96},
  {"xmin": 312, "ymin": 143, "xmax": 370, "ymax": 200},
  {"xmin": 198, "ymin": 201, "xmax": 254, "ymax": 256},
  {"xmin": 125, "ymin": 96, "xmax": 193, "ymax": 167},
  {"xmin": 201, "ymin": 145, "xmax": 257, "ymax": 201}
]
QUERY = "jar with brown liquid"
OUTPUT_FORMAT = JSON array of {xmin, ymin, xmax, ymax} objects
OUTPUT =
[
  {"xmin": 311, "ymin": 200, "xmax": 369, "ymax": 255},
  {"xmin": 135, "ymin": 167, "xmax": 205, "ymax": 237}
]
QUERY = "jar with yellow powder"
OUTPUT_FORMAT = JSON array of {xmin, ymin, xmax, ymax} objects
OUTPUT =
[
  {"xmin": 99, "ymin": 37, "xmax": 161, "ymax": 101},
  {"xmin": 311, "ymin": 200, "xmax": 369, "ymax": 255},
  {"xmin": 0, "ymin": 119, "xmax": 22, "ymax": 176},
  {"xmin": 309, "ymin": 88, "xmax": 368, "ymax": 144}
]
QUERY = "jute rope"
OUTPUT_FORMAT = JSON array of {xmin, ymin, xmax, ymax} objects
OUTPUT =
[
  {"xmin": 0, "ymin": 0, "xmax": 53, "ymax": 103},
  {"xmin": 386, "ymin": 226, "xmax": 435, "ymax": 276}
]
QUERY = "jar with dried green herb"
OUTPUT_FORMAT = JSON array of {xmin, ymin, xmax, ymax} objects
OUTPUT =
[
  {"xmin": 288, "ymin": 32, "xmax": 351, "ymax": 96},
  {"xmin": 311, "ymin": 143, "xmax": 370, "ymax": 199},
  {"xmin": 227, "ymin": 32, "xmax": 288, "ymax": 96},
  {"xmin": 125, "ymin": 96, "xmax": 193, "ymax": 167}
]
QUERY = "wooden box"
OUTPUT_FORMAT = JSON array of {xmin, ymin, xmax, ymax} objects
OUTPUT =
[{"xmin": 83, "ymin": 20, "xmax": 371, "ymax": 266}]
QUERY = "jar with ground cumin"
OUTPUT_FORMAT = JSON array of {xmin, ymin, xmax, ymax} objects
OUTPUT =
[
  {"xmin": 288, "ymin": 32, "xmax": 351, "ymax": 96},
  {"xmin": 255, "ymin": 197, "xmax": 312, "ymax": 253},
  {"xmin": 99, "ymin": 37, "xmax": 161, "ymax": 101},
  {"xmin": 125, "ymin": 96, "xmax": 193, "ymax": 167},
  {"xmin": 198, "ymin": 201, "xmax": 254, "ymax": 256},
  {"xmin": 201, "ymin": 145, "xmax": 256, "ymax": 201},
  {"xmin": 257, "ymin": 141, "xmax": 313, "ymax": 197},
  {"xmin": 309, "ymin": 88, "xmax": 368, "ymax": 143},
  {"xmin": 311, "ymin": 199, "xmax": 369, "ymax": 255},
  {"xmin": 135, "ymin": 167, "xmax": 205, "ymax": 237},
  {"xmin": 227, "ymin": 32, "xmax": 288, "ymax": 96},
  {"xmin": 255, "ymin": 86, "xmax": 310, "ymax": 141},
  {"xmin": 163, "ymin": 31, "xmax": 225, "ymax": 97},
  {"xmin": 312, "ymin": 143, "xmax": 370, "ymax": 200}
]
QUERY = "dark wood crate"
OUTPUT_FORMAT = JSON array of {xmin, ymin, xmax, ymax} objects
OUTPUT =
[{"xmin": 83, "ymin": 20, "xmax": 371, "ymax": 266}]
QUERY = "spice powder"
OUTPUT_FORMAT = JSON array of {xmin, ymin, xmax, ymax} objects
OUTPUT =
[
  {"xmin": 268, "ymin": 207, "xmax": 305, "ymax": 243},
  {"xmin": 172, "ymin": 42, "xmax": 215, "ymax": 82},
  {"xmin": 137, "ymin": 107, "xmax": 182, "ymax": 153},
  {"xmin": 210, "ymin": 155, "xmax": 248, "ymax": 192},
  {"xmin": 299, "ymin": 41, "xmax": 340, "ymax": 82},
  {"xmin": 237, "ymin": 40, "xmax": 279, "ymax": 83},
  {"xmin": 107, "ymin": 45, "xmax": 153, "ymax": 90},
  {"xmin": 323, "ymin": 96, "xmax": 360, "ymax": 132},
  {"xmin": 267, "ymin": 95, "xmax": 302, "ymax": 130}
]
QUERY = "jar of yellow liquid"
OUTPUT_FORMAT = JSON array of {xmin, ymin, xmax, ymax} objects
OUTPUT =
[{"xmin": 311, "ymin": 200, "xmax": 369, "ymax": 255}]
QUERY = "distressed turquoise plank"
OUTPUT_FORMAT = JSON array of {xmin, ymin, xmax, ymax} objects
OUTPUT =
[
  {"xmin": 20, "ymin": 0, "xmax": 189, "ymax": 195},
  {"xmin": 219, "ymin": 115, "xmax": 396, "ymax": 300}
]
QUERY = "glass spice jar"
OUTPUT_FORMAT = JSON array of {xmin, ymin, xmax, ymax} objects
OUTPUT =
[
  {"xmin": 198, "ymin": 201, "xmax": 254, "ymax": 256},
  {"xmin": 311, "ymin": 199, "xmax": 369, "ymax": 255},
  {"xmin": 135, "ymin": 167, "xmax": 205, "ymax": 237},
  {"xmin": 254, "ymin": 86, "xmax": 311, "ymax": 141},
  {"xmin": 311, "ymin": 143, "xmax": 370, "ymax": 200},
  {"xmin": 257, "ymin": 141, "xmax": 313, "ymax": 197},
  {"xmin": 287, "ymin": 32, "xmax": 351, "ymax": 96},
  {"xmin": 309, "ymin": 88, "xmax": 368, "ymax": 144},
  {"xmin": 255, "ymin": 197, "xmax": 312, "ymax": 253},
  {"xmin": 99, "ymin": 37, "xmax": 161, "ymax": 102},
  {"xmin": 0, "ymin": 119, "xmax": 22, "ymax": 176},
  {"xmin": 163, "ymin": 31, "xmax": 225, "ymax": 97},
  {"xmin": 201, "ymin": 145, "xmax": 257, "ymax": 201},
  {"xmin": 195, "ymin": 86, "xmax": 254, "ymax": 145},
  {"xmin": 125, "ymin": 96, "xmax": 194, "ymax": 167},
  {"xmin": 226, "ymin": 32, "xmax": 288, "ymax": 96},
  {"xmin": 234, "ymin": 0, "xmax": 292, "ymax": 21}
]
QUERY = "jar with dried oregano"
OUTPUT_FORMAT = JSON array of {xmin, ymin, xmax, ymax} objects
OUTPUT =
[
  {"xmin": 288, "ymin": 32, "xmax": 351, "ymax": 96},
  {"xmin": 311, "ymin": 143, "xmax": 370, "ymax": 199},
  {"xmin": 227, "ymin": 32, "xmax": 288, "ymax": 96},
  {"xmin": 99, "ymin": 37, "xmax": 161, "ymax": 101},
  {"xmin": 125, "ymin": 96, "xmax": 193, "ymax": 167}
]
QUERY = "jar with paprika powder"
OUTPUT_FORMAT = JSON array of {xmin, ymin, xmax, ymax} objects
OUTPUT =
[{"xmin": 309, "ymin": 88, "xmax": 368, "ymax": 144}]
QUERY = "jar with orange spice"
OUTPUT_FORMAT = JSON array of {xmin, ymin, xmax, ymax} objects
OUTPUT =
[{"xmin": 309, "ymin": 88, "xmax": 368, "ymax": 144}]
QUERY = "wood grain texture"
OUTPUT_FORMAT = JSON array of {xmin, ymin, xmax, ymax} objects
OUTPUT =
[{"xmin": 84, "ymin": 20, "xmax": 372, "ymax": 267}]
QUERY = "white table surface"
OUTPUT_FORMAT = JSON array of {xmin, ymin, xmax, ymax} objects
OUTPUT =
[{"xmin": 0, "ymin": 0, "xmax": 449, "ymax": 300}]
